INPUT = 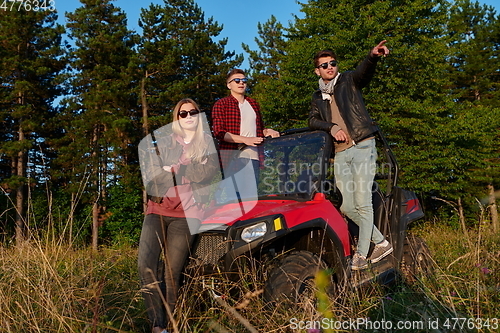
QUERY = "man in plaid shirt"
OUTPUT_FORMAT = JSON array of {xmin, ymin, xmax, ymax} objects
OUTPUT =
[
  {"xmin": 212, "ymin": 69, "xmax": 279, "ymax": 198},
  {"xmin": 212, "ymin": 69, "xmax": 279, "ymax": 169}
]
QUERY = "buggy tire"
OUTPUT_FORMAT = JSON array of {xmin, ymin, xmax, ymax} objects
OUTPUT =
[
  {"xmin": 400, "ymin": 235, "xmax": 433, "ymax": 284},
  {"xmin": 264, "ymin": 251, "xmax": 330, "ymax": 308}
]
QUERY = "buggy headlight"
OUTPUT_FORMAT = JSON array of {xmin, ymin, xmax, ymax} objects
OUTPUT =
[{"xmin": 241, "ymin": 222, "xmax": 267, "ymax": 243}]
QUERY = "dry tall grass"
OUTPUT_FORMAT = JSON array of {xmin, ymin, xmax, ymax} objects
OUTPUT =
[
  {"xmin": 1, "ymin": 217, "xmax": 498, "ymax": 332},
  {"xmin": 417, "ymin": 221, "xmax": 500, "ymax": 321},
  {"xmin": 0, "ymin": 241, "xmax": 147, "ymax": 332}
]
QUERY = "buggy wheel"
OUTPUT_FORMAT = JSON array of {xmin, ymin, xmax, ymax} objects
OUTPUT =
[
  {"xmin": 400, "ymin": 235, "xmax": 434, "ymax": 284},
  {"xmin": 264, "ymin": 251, "xmax": 332, "ymax": 310}
]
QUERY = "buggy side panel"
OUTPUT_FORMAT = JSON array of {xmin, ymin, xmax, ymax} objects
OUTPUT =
[{"xmin": 390, "ymin": 186, "xmax": 425, "ymax": 262}]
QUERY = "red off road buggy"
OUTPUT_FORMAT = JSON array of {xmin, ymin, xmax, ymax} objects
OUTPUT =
[{"xmin": 187, "ymin": 128, "xmax": 431, "ymax": 304}]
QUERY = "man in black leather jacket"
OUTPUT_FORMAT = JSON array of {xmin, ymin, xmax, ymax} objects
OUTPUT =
[{"xmin": 308, "ymin": 40, "xmax": 393, "ymax": 270}]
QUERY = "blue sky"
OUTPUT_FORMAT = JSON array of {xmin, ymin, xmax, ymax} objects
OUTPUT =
[
  {"xmin": 55, "ymin": 0, "xmax": 301, "ymax": 68},
  {"xmin": 54, "ymin": 0, "xmax": 499, "ymax": 69}
]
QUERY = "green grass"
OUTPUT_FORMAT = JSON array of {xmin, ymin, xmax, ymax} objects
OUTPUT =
[{"xmin": 0, "ymin": 220, "xmax": 498, "ymax": 332}]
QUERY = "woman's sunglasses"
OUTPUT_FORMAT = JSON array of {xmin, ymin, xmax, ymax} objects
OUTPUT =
[
  {"xmin": 317, "ymin": 60, "xmax": 337, "ymax": 69},
  {"xmin": 178, "ymin": 109, "xmax": 200, "ymax": 118}
]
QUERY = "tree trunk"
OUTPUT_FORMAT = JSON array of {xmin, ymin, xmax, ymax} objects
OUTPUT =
[
  {"xmin": 457, "ymin": 198, "xmax": 468, "ymax": 239},
  {"xmin": 141, "ymin": 75, "xmax": 149, "ymax": 137},
  {"xmin": 141, "ymin": 76, "xmax": 150, "ymax": 213},
  {"xmin": 69, "ymin": 192, "xmax": 76, "ymax": 245},
  {"xmin": 15, "ymin": 124, "xmax": 26, "ymax": 244},
  {"xmin": 92, "ymin": 201, "xmax": 99, "ymax": 251},
  {"xmin": 91, "ymin": 125, "xmax": 100, "ymax": 251},
  {"xmin": 100, "ymin": 126, "xmax": 108, "ymax": 235},
  {"xmin": 488, "ymin": 184, "xmax": 498, "ymax": 233}
]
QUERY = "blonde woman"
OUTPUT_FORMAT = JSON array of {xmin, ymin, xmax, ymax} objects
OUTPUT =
[{"xmin": 138, "ymin": 98, "xmax": 218, "ymax": 333}]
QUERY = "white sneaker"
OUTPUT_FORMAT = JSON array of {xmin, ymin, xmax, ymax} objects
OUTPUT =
[
  {"xmin": 351, "ymin": 252, "xmax": 368, "ymax": 270},
  {"xmin": 369, "ymin": 240, "xmax": 393, "ymax": 263}
]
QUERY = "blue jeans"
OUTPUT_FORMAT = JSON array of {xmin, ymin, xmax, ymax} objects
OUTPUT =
[
  {"xmin": 226, "ymin": 157, "xmax": 260, "ymax": 188},
  {"xmin": 217, "ymin": 157, "xmax": 260, "ymax": 203},
  {"xmin": 334, "ymin": 139, "xmax": 384, "ymax": 257}
]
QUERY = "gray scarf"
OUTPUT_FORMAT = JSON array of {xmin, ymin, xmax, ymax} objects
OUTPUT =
[
  {"xmin": 319, "ymin": 78, "xmax": 335, "ymax": 95},
  {"xmin": 318, "ymin": 73, "xmax": 340, "ymax": 95}
]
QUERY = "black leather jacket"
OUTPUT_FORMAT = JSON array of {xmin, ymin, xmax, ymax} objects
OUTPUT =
[{"xmin": 308, "ymin": 53, "xmax": 380, "ymax": 143}]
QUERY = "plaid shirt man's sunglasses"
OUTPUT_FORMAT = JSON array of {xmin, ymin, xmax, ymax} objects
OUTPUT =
[{"xmin": 228, "ymin": 78, "xmax": 248, "ymax": 84}]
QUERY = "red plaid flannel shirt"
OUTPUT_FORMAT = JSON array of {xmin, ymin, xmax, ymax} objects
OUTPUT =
[{"xmin": 211, "ymin": 95, "xmax": 265, "ymax": 167}]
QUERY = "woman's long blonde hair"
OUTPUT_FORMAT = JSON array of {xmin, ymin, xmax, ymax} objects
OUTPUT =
[{"xmin": 171, "ymin": 98, "xmax": 208, "ymax": 163}]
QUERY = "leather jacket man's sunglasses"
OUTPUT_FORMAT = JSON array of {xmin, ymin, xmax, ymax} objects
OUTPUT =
[
  {"xmin": 178, "ymin": 109, "xmax": 200, "ymax": 118},
  {"xmin": 317, "ymin": 60, "xmax": 337, "ymax": 69}
]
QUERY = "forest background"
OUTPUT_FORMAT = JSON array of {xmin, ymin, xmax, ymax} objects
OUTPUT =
[{"xmin": 1, "ymin": 0, "xmax": 499, "ymax": 248}]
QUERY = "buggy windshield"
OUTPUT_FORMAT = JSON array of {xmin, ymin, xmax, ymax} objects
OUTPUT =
[
  {"xmin": 257, "ymin": 130, "xmax": 331, "ymax": 199},
  {"xmin": 217, "ymin": 130, "xmax": 332, "ymax": 203}
]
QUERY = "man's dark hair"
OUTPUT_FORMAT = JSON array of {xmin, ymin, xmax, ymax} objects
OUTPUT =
[
  {"xmin": 226, "ymin": 68, "xmax": 245, "ymax": 82},
  {"xmin": 313, "ymin": 49, "xmax": 337, "ymax": 67}
]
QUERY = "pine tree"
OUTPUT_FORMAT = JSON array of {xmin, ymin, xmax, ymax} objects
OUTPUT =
[
  {"xmin": 446, "ymin": 0, "xmax": 500, "ymax": 219},
  {"xmin": 243, "ymin": 15, "xmax": 286, "ymax": 81},
  {"xmin": 245, "ymin": 0, "xmax": 500, "ymax": 215},
  {"xmin": 448, "ymin": 0, "xmax": 500, "ymax": 106},
  {"xmin": 242, "ymin": 16, "xmax": 290, "ymax": 128},
  {"xmin": 0, "ymin": 10, "xmax": 65, "ymax": 242},
  {"xmin": 54, "ymin": 0, "xmax": 139, "ymax": 249},
  {"xmin": 137, "ymin": 0, "xmax": 242, "ymax": 134}
]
